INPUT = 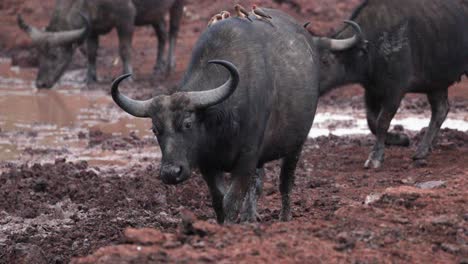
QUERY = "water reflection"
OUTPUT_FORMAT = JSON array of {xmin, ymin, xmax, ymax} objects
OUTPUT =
[{"xmin": 0, "ymin": 60, "xmax": 154, "ymax": 165}]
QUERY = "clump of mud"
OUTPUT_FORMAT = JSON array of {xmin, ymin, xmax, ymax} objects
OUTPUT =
[
  {"xmin": 0, "ymin": 159, "xmax": 214, "ymax": 263},
  {"xmin": 87, "ymin": 129, "xmax": 155, "ymax": 151}
]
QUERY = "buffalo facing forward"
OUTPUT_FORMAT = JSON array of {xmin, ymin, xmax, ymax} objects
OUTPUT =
[{"xmin": 111, "ymin": 9, "xmax": 358, "ymax": 223}]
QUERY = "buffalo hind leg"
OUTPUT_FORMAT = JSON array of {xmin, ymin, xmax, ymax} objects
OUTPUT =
[
  {"xmin": 202, "ymin": 171, "xmax": 226, "ymax": 224},
  {"xmin": 279, "ymin": 149, "xmax": 302, "ymax": 221},
  {"xmin": 365, "ymin": 90, "xmax": 410, "ymax": 147},
  {"xmin": 240, "ymin": 167, "xmax": 264, "ymax": 222},
  {"xmin": 167, "ymin": 0, "xmax": 184, "ymax": 74},
  {"xmin": 413, "ymin": 89, "xmax": 449, "ymax": 161},
  {"xmin": 365, "ymin": 94, "xmax": 403, "ymax": 169},
  {"xmin": 152, "ymin": 20, "xmax": 168, "ymax": 76},
  {"xmin": 86, "ymin": 34, "xmax": 99, "ymax": 83}
]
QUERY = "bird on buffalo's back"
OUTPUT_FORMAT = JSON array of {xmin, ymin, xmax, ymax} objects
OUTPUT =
[
  {"xmin": 252, "ymin": 5, "xmax": 272, "ymax": 20},
  {"xmin": 208, "ymin": 14, "xmax": 223, "ymax": 27},
  {"xmin": 235, "ymin": 4, "xmax": 253, "ymax": 22}
]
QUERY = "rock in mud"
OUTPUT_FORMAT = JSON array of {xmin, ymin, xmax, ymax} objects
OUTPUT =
[
  {"xmin": 440, "ymin": 243, "xmax": 460, "ymax": 254},
  {"xmin": 364, "ymin": 193, "xmax": 383, "ymax": 205},
  {"xmin": 365, "ymin": 186, "xmax": 434, "ymax": 208},
  {"xmin": 415, "ymin": 180, "xmax": 446, "ymax": 190},
  {"xmin": 429, "ymin": 214, "xmax": 458, "ymax": 226},
  {"xmin": 333, "ymin": 232, "xmax": 356, "ymax": 251}
]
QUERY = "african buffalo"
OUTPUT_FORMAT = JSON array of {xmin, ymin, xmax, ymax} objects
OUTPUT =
[
  {"xmin": 111, "ymin": 9, "xmax": 359, "ymax": 223},
  {"xmin": 18, "ymin": 0, "xmax": 184, "ymax": 88},
  {"xmin": 309, "ymin": 0, "xmax": 468, "ymax": 168}
]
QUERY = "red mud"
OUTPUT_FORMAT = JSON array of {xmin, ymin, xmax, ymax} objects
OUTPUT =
[
  {"xmin": 0, "ymin": 0, "xmax": 467, "ymax": 263},
  {"xmin": 1, "ymin": 131, "xmax": 467, "ymax": 263}
]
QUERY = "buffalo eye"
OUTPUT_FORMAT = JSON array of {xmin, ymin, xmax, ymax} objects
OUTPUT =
[{"xmin": 151, "ymin": 126, "xmax": 159, "ymax": 135}]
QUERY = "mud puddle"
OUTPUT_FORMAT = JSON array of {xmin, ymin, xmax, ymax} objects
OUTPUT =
[
  {"xmin": 1, "ymin": 57, "xmax": 467, "ymax": 167},
  {"xmin": 310, "ymin": 107, "xmax": 468, "ymax": 138},
  {"xmin": 0, "ymin": 58, "xmax": 157, "ymax": 167}
]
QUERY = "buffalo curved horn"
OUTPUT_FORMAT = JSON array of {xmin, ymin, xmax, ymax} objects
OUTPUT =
[
  {"xmin": 186, "ymin": 60, "xmax": 240, "ymax": 109},
  {"xmin": 317, "ymin": 20, "xmax": 363, "ymax": 51},
  {"xmin": 17, "ymin": 14, "xmax": 88, "ymax": 46},
  {"xmin": 111, "ymin": 74, "xmax": 153, "ymax": 118}
]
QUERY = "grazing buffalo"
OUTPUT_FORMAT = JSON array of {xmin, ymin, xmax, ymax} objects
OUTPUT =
[
  {"xmin": 309, "ymin": 0, "xmax": 468, "ymax": 168},
  {"xmin": 111, "ymin": 9, "xmax": 358, "ymax": 223},
  {"xmin": 18, "ymin": 0, "xmax": 184, "ymax": 88}
]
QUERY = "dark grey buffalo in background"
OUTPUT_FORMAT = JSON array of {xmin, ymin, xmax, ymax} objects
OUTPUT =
[
  {"xmin": 111, "ymin": 9, "xmax": 358, "ymax": 223},
  {"xmin": 312, "ymin": 0, "xmax": 468, "ymax": 168},
  {"xmin": 18, "ymin": 0, "xmax": 185, "ymax": 88}
]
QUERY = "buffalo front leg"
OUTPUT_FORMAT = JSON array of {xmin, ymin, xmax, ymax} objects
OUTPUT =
[
  {"xmin": 279, "ymin": 150, "xmax": 302, "ymax": 221},
  {"xmin": 152, "ymin": 20, "xmax": 168, "ymax": 76},
  {"xmin": 117, "ymin": 24, "xmax": 134, "ymax": 77},
  {"xmin": 413, "ymin": 89, "xmax": 449, "ymax": 161},
  {"xmin": 240, "ymin": 167, "xmax": 264, "ymax": 222},
  {"xmin": 365, "ymin": 90, "xmax": 410, "ymax": 147},
  {"xmin": 223, "ymin": 156, "xmax": 257, "ymax": 223},
  {"xmin": 86, "ymin": 34, "xmax": 99, "ymax": 83},
  {"xmin": 167, "ymin": 0, "xmax": 184, "ymax": 74},
  {"xmin": 202, "ymin": 171, "xmax": 226, "ymax": 224},
  {"xmin": 365, "ymin": 95, "xmax": 402, "ymax": 169}
]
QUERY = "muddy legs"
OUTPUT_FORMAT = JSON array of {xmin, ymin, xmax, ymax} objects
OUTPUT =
[
  {"xmin": 279, "ymin": 151, "xmax": 301, "ymax": 221},
  {"xmin": 152, "ymin": 20, "xmax": 168, "ymax": 77},
  {"xmin": 203, "ymin": 172, "xmax": 226, "ymax": 224},
  {"xmin": 167, "ymin": 0, "xmax": 184, "ymax": 74},
  {"xmin": 240, "ymin": 168, "xmax": 264, "ymax": 222},
  {"xmin": 204, "ymin": 167, "xmax": 264, "ymax": 224},
  {"xmin": 365, "ymin": 91, "xmax": 410, "ymax": 148},
  {"xmin": 117, "ymin": 23, "xmax": 134, "ymax": 78},
  {"xmin": 364, "ymin": 88, "xmax": 450, "ymax": 168},
  {"xmin": 364, "ymin": 91, "xmax": 402, "ymax": 169},
  {"xmin": 205, "ymin": 150, "xmax": 301, "ymax": 223},
  {"xmin": 86, "ymin": 34, "xmax": 98, "ymax": 83},
  {"xmin": 413, "ymin": 89, "xmax": 449, "ymax": 161}
]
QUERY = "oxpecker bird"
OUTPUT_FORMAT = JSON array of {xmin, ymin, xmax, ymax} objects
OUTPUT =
[
  {"xmin": 220, "ymin": 11, "xmax": 231, "ymax": 19},
  {"xmin": 207, "ymin": 14, "xmax": 223, "ymax": 27},
  {"xmin": 235, "ymin": 4, "xmax": 253, "ymax": 22},
  {"xmin": 252, "ymin": 5, "xmax": 272, "ymax": 20}
]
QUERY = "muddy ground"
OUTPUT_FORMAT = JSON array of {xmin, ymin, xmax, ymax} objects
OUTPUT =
[{"xmin": 0, "ymin": 0, "xmax": 467, "ymax": 263}]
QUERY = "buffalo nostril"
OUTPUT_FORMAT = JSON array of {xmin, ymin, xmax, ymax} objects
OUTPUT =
[{"xmin": 161, "ymin": 165, "xmax": 182, "ymax": 176}]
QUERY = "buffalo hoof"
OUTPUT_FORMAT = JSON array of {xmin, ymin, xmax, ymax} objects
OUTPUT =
[
  {"xmin": 413, "ymin": 158, "xmax": 428, "ymax": 168},
  {"xmin": 279, "ymin": 210, "xmax": 291, "ymax": 222},
  {"xmin": 364, "ymin": 159, "xmax": 382, "ymax": 169},
  {"xmin": 86, "ymin": 74, "xmax": 97, "ymax": 84},
  {"xmin": 412, "ymin": 149, "xmax": 430, "ymax": 161}
]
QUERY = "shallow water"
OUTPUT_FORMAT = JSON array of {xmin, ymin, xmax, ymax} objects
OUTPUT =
[
  {"xmin": 309, "ymin": 111, "xmax": 468, "ymax": 138},
  {"xmin": 0, "ymin": 59, "xmax": 155, "ymax": 165}
]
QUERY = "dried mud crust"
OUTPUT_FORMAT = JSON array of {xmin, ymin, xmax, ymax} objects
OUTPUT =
[{"xmin": 1, "ymin": 130, "xmax": 467, "ymax": 263}]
